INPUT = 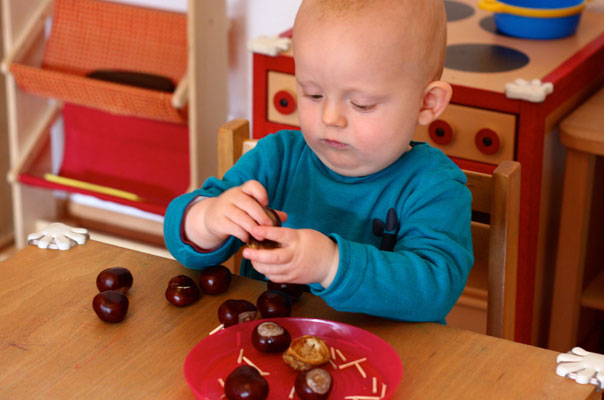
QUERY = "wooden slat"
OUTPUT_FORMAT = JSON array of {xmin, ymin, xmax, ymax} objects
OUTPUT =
[
  {"xmin": 486, "ymin": 160, "xmax": 521, "ymax": 340},
  {"xmin": 217, "ymin": 118, "xmax": 249, "ymax": 179},
  {"xmin": 465, "ymin": 169, "xmax": 492, "ymax": 214},
  {"xmin": 581, "ymin": 268, "xmax": 604, "ymax": 311}
]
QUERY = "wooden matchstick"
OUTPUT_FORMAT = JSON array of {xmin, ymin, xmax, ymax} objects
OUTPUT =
[
  {"xmin": 243, "ymin": 356, "xmax": 269, "ymax": 376},
  {"xmin": 209, "ymin": 323, "xmax": 224, "ymax": 335},
  {"xmin": 336, "ymin": 348, "xmax": 347, "ymax": 362},
  {"xmin": 354, "ymin": 362, "xmax": 367, "ymax": 378},
  {"xmin": 338, "ymin": 357, "xmax": 367, "ymax": 369}
]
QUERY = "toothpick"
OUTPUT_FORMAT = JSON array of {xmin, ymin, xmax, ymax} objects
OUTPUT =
[
  {"xmin": 289, "ymin": 386, "xmax": 295, "ymax": 399},
  {"xmin": 237, "ymin": 348, "xmax": 244, "ymax": 364},
  {"xmin": 354, "ymin": 362, "xmax": 367, "ymax": 378},
  {"xmin": 331, "ymin": 346, "xmax": 336, "ymax": 360},
  {"xmin": 336, "ymin": 348, "xmax": 347, "ymax": 362},
  {"xmin": 339, "ymin": 357, "xmax": 367, "ymax": 369},
  {"xmin": 328, "ymin": 358, "xmax": 338, "ymax": 369},
  {"xmin": 209, "ymin": 323, "xmax": 224, "ymax": 335},
  {"xmin": 344, "ymin": 396, "xmax": 381, "ymax": 400},
  {"xmin": 381, "ymin": 383, "xmax": 387, "ymax": 398},
  {"xmin": 372, "ymin": 377, "xmax": 377, "ymax": 393},
  {"xmin": 218, "ymin": 378, "xmax": 224, "ymax": 387},
  {"xmin": 243, "ymin": 356, "xmax": 269, "ymax": 376}
]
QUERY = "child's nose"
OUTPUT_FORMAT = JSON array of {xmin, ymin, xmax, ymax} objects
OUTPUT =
[{"xmin": 321, "ymin": 102, "xmax": 347, "ymax": 128}]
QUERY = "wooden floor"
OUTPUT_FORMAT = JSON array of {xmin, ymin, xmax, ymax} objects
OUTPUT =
[{"xmin": 0, "ymin": 241, "xmax": 17, "ymax": 262}]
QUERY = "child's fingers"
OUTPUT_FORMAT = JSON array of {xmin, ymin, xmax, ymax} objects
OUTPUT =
[
  {"xmin": 250, "ymin": 261, "xmax": 296, "ymax": 283},
  {"xmin": 274, "ymin": 210, "xmax": 288, "ymax": 223},
  {"xmin": 229, "ymin": 197, "xmax": 271, "ymax": 231},
  {"xmin": 219, "ymin": 215, "xmax": 251, "ymax": 243},
  {"xmin": 239, "ymin": 180, "xmax": 269, "ymax": 207},
  {"xmin": 250, "ymin": 225, "xmax": 291, "ymax": 243},
  {"xmin": 243, "ymin": 245, "xmax": 290, "ymax": 265}
]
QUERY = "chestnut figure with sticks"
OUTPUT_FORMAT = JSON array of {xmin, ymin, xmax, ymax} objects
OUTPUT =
[
  {"xmin": 165, "ymin": 275, "xmax": 201, "ymax": 307},
  {"xmin": 247, "ymin": 207, "xmax": 282, "ymax": 249}
]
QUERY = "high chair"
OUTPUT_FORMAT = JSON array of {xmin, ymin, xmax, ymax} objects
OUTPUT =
[{"xmin": 217, "ymin": 119, "xmax": 521, "ymax": 340}]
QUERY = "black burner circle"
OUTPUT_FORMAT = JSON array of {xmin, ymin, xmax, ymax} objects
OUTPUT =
[
  {"xmin": 445, "ymin": 44, "xmax": 530, "ymax": 73},
  {"xmin": 444, "ymin": 0, "xmax": 475, "ymax": 22},
  {"xmin": 479, "ymin": 16, "xmax": 499, "ymax": 34}
]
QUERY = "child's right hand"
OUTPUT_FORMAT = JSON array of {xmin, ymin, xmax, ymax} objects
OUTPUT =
[{"xmin": 184, "ymin": 180, "xmax": 287, "ymax": 250}]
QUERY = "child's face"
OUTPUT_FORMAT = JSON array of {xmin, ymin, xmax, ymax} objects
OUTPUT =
[{"xmin": 294, "ymin": 12, "xmax": 428, "ymax": 177}]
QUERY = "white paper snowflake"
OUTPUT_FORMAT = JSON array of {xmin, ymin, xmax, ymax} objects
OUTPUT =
[
  {"xmin": 27, "ymin": 222, "xmax": 89, "ymax": 250},
  {"xmin": 247, "ymin": 35, "xmax": 292, "ymax": 57},
  {"xmin": 557, "ymin": 347, "xmax": 604, "ymax": 390},
  {"xmin": 505, "ymin": 78, "xmax": 554, "ymax": 103}
]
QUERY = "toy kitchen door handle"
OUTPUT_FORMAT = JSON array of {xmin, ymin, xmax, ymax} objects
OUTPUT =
[{"xmin": 478, "ymin": 0, "xmax": 586, "ymax": 18}]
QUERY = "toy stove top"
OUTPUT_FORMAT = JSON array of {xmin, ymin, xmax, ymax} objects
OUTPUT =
[{"xmin": 442, "ymin": 0, "xmax": 604, "ymax": 93}]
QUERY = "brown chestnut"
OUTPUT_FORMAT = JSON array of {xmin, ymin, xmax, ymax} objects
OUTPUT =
[
  {"xmin": 256, "ymin": 290, "xmax": 291, "ymax": 318},
  {"xmin": 199, "ymin": 265, "xmax": 232, "ymax": 294},
  {"xmin": 165, "ymin": 275, "xmax": 201, "ymax": 307},
  {"xmin": 248, "ymin": 207, "xmax": 281, "ymax": 249},
  {"xmin": 224, "ymin": 365, "xmax": 269, "ymax": 400},
  {"xmin": 251, "ymin": 321, "xmax": 292, "ymax": 353},
  {"xmin": 295, "ymin": 368, "xmax": 332, "ymax": 400},
  {"xmin": 92, "ymin": 290, "xmax": 129, "ymax": 323},
  {"xmin": 267, "ymin": 281, "xmax": 307, "ymax": 301},
  {"xmin": 218, "ymin": 299, "xmax": 257, "ymax": 327},
  {"xmin": 96, "ymin": 267, "xmax": 133, "ymax": 293}
]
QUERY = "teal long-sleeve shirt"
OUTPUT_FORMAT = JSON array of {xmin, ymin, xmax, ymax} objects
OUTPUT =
[{"xmin": 164, "ymin": 130, "xmax": 473, "ymax": 323}]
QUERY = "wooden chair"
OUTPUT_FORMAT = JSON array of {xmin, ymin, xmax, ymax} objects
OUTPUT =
[{"xmin": 217, "ymin": 119, "xmax": 521, "ymax": 340}]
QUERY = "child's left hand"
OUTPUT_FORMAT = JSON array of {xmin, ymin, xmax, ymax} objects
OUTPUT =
[{"xmin": 242, "ymin": 226, "xmax": 339, "ymax": 289}]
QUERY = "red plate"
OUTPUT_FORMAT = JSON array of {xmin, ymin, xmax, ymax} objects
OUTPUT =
[{"xmin": 184, "ymin": 317, "xmax": 403, "ymax": 399}]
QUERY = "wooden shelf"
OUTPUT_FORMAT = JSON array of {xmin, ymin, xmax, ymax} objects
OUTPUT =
[
  {"xmin": 2, "ymin": 0, "xmax": 227, "ymax": 252},
  {"xmin": 581, "ymin": 268, "xmax": 604, "ymax": 311}
]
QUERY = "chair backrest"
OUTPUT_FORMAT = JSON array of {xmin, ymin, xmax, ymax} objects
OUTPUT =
[{"xmin": 217, "ymin": 119, "xmax": 521, "ymax": 340}]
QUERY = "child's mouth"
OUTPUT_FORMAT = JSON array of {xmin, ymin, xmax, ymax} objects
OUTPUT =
[{"xmin": 323, "ymin": 139, "xmax": 347, "ymax": 149}]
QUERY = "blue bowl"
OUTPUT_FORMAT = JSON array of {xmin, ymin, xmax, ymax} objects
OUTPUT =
[
  {"xmin": 492, "ymin": 0, "xmax": 584, "ymax": 40},
  {"xmin": 494, "ymin": 13, "xmax": 582, "ymax": 39}
]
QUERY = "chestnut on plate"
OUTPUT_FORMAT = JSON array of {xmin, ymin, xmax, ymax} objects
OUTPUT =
[
  {"xmin": 248, "ymin": 207, "xmax": 281, "ymax": 249},
  {"xmin": 165, "ymin": 275, "xmax": 201, "ymax": 307},
  {"xmin": 199, "ymin": 265, "xmax": 232, "ymax": 295},
  {"xmin": 267, "ymin": 281, "xmax": 307, "ymax": 301},
  {"xmin": 283, "ymin": 335, "xmax": 331, "ymax": 371},
  {"xmin": 92, "ymin": 290, "xmax": 129, "ymax": 323},
  {"xmin": 251, "ymin": 321, "xmax": 292, "ymax": 353},
  {"xmin": 256, "ymin": 290, "xmax": 292, "ymax": 318},
  {"xmin": 295, "ymin": 368, "xmax": 332, "ymax": 400},
  {"xmin": 224, "ymin": 365, "xmax": 269, "ymax": 400},
  {"xmin": 96, "ymin": 266, "xmax": 133, "ymax": 293},
  {"xmin": 218, "ymin": 299, "xmax": 257, "ymax": 327}
]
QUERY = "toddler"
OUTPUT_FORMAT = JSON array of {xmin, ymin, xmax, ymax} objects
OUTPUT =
[{"xmin": 164, "ymin": 0, "xmax": 473, "ymax": 323}]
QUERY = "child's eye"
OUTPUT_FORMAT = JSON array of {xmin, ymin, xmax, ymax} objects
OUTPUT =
[
  {"xmin": 351, "ymin": 101, "xmax": 375, "ymax": 111},
  {"xmin": 305, "ymin": 94, "xmax": 323, "ymax": 101}
]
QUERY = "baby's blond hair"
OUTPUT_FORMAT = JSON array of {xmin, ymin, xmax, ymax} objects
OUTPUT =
[{"xmin": 294, "ymin": 0, "xmax": 447, "ymax": 81}]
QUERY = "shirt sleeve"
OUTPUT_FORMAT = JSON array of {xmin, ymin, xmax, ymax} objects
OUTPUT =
[
  {"xmin": 311, "ymin": 175, "xmax": 474, "ymax": 323},
  {"xmin": 163, "ymin": 131, "xmax": 292, "ymax": 271}
]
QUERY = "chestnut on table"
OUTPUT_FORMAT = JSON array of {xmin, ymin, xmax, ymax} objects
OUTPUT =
[{"xmin": 0, "ymin": 241, "xmax": 599, "ymax": 399}]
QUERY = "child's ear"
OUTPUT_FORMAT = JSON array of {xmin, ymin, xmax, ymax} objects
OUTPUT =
[{"xmin": 417, "ymin": 81, "xmax": 452, "ymax": 126}]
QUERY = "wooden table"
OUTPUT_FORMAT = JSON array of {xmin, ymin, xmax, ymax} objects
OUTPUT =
[
  {"xmin": 549, "ymin": 86, "xmax": 604, "ymax": 352},
  {"xmin": 0, "ymin": 241, "xmax": 599, "ymax": 399}
]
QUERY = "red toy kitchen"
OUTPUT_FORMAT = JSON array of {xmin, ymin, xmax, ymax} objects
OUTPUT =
[{"xmin": 251, "ymin": 0, "xmax": 604, "ymax": 344}]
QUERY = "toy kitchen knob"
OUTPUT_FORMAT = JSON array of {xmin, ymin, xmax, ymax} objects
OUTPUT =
[
  {"xmin": 273, "ymin": 90, "xmax": 297, "ymax": 115},
  {"xmin": 428, "ymin": 119, "xmax": 454, "ymax": 145},
  {"xmin": 475, "ymin": 128, "xmax": 501, "ymax": 155}
]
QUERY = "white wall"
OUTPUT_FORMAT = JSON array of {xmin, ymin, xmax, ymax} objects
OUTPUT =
[
  {"xmin": 228, "ymin": 0, "xmax": 302, "ymax": 122},
  {"xmin": 116, "ymin": 0, "xmax": 302, "ymax": 128}
]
